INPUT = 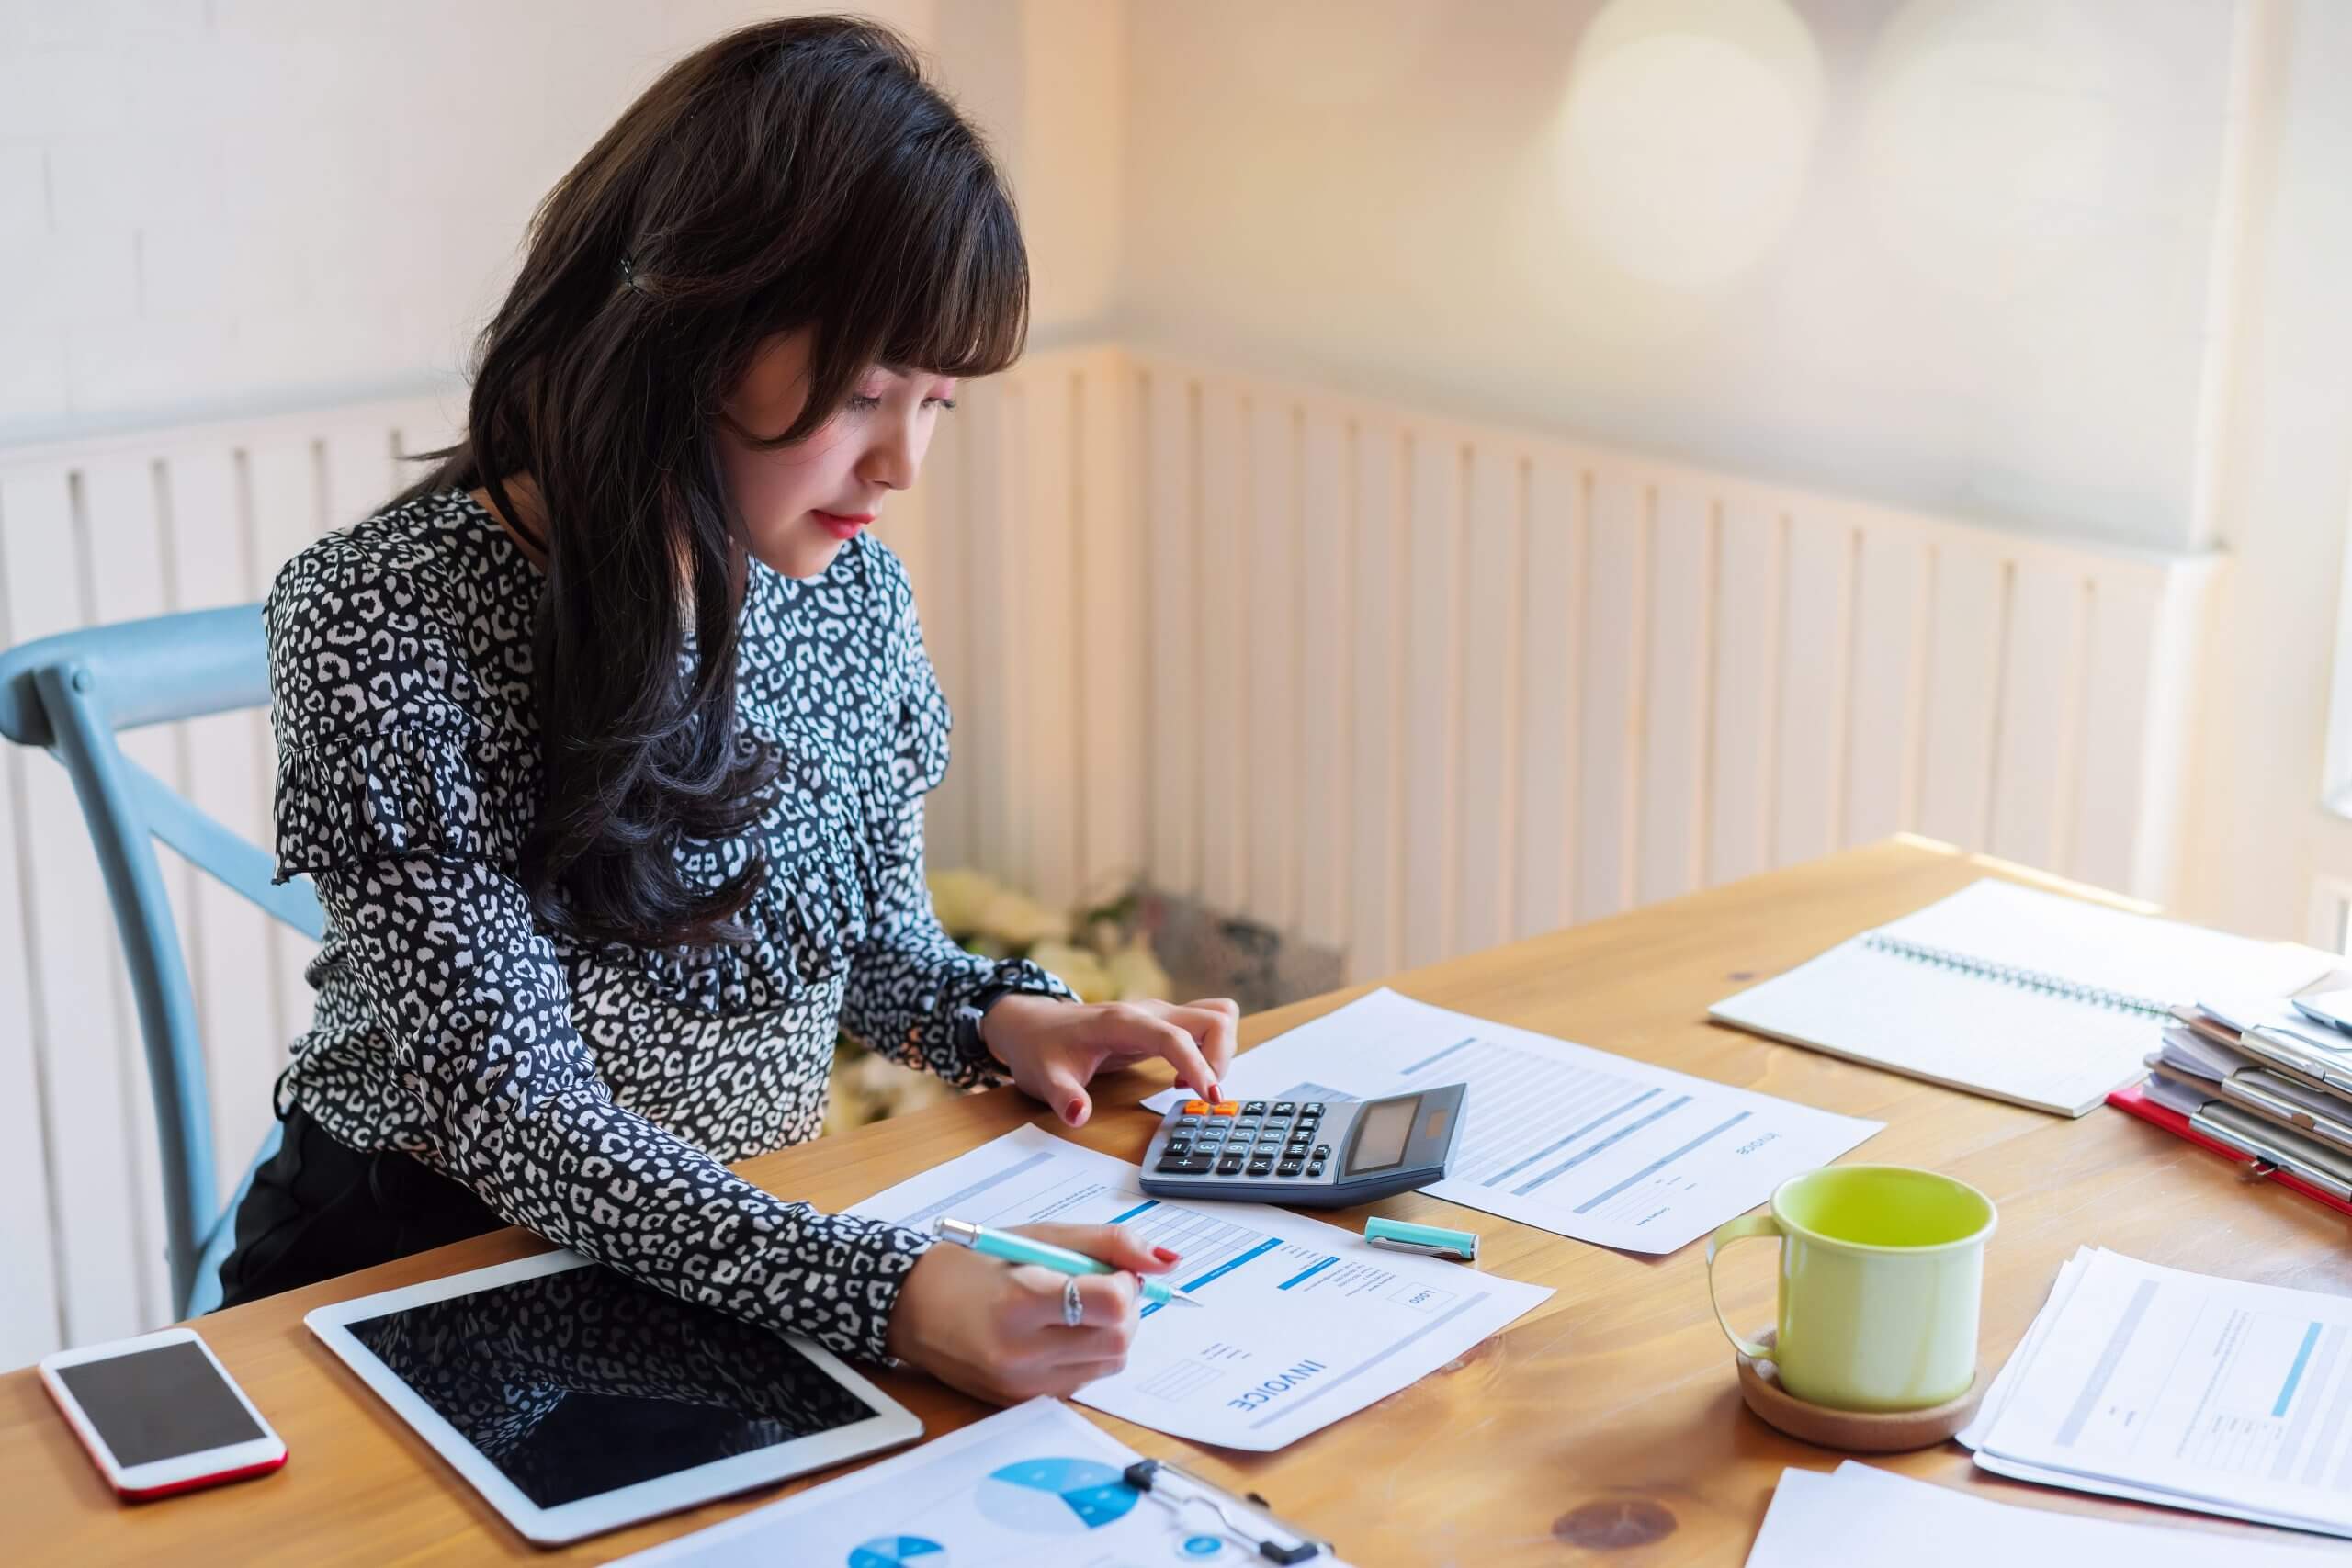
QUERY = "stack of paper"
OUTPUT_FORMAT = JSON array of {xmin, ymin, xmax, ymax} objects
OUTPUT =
[
  {"xmin": 1747, "ymin": 1461, "xmax": 2332, "ymax": 1565},
  {"xmin": 2111, "ymin": 996, "xmax": 2352, "ymax": 1205},
  {"xmin": 1711, "ymin": 879, "xmax": 2335, "ymax": 1116},
  {"xmin": 1960, "ymin": 1247, "xmax": 2352, "ymax": 1539}
]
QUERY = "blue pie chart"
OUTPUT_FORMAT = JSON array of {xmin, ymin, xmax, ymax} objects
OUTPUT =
[
  {"xmin": 847, "ymin": 1537, "xmax": 946, "ymax": 1568},
  {"xmin": 975, "ymin": 1455, "xmax": 1140, "ymax": 1531}
]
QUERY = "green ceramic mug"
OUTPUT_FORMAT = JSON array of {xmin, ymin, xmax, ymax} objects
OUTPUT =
[{"xmin": 1704, "ymin": 1165, "xmax": 1996, "ymax": 1412}]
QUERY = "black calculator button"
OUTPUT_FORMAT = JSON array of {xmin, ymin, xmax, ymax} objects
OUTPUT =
[
  {"xmin": 1242, "ymin": 1100, "xmax": 1270, "ymax": 1116},
  {"xmin": 1313, "ymin": 1144, "xmax": 1331, "ymax": 1159},
  {"xmin": 1277, "ymin": 1158, "xmax": 1304, "ymax": 1176},
  {"xmin": 1301, "ymin": 1101, "xmax": 1325, "ymax": 1114},
  {"xmin": 1174, "ymin": 1157, "xmax": 1215, "ymax": 1176},
  {"xmin": 1272, "ymin": 1101, "xmax": 1296, "ymax": 1115},
  {"xmin": 1307, "ymin": 1161, "xmax": 1326, "ymax": 1178},
  {"xmin": 1155, "ymin": 1155, "xmax": 1189, "ymax": 1172},
  {"xmin": 1217, "ymin": 1155, "xmax": 1245, "ymax": 1174},
  {"xmin": 1246, "ymin": 1158, "xmax": 1273, "ymax": 1176},
  {"xmin": 1165, "ymin": 1141, "xmax": 1192, "ymax": 1157}
]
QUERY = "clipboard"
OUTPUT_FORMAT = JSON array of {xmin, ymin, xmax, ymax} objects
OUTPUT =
[{"xmin": 2109, "ymin": 1081, "xmax": 2352, "ymax": 1217}]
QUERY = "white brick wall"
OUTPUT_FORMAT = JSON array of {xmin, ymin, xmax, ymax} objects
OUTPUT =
[{"xmin": 0, "ymin": 0, "xmax": 942, "ymax": 444}]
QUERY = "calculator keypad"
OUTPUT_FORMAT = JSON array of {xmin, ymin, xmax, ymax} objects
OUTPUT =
[{"xmin": 1155, "ymin": 1100, "xmax": 1331, "ymax": 1184}]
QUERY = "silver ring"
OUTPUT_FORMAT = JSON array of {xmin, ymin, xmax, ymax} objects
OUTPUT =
[{"xmin": 1062, "ymin": 1276, "xmax": 1085, "ymax": 1328}]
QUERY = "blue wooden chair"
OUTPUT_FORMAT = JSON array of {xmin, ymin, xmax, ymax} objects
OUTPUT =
[{"xmin": 0, "ymin": 605, "xmax": 323, "ymax": 1320}]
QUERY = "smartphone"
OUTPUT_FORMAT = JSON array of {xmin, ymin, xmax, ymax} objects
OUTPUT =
[
  {"xmin": 38, "ymin": 1326, "xmax": 287, "ymax": 1499},
  {"xmin": 2293, "ymin": 988, "xmax": 2352, "ymax": 1039}
]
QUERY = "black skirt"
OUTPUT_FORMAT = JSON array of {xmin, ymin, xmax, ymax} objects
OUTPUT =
[{"xmin": 213, "ymin": 1102, "xmax": 505, "ymax": 1310}]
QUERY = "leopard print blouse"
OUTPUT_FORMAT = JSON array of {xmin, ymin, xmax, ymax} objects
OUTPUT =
[{"xmin": 262, "ymin": 488, "xmax": 1071, "ymax": 1364}]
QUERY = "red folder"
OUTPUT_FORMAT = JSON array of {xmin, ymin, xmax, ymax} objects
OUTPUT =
[{"xmin": 2109, "ymin": 1081, "xmax": 2352, "ymax": 1218}]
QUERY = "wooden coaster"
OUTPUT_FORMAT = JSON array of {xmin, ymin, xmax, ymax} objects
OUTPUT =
[{"xmin": 1734, "ymin": 1329, "xmax": 1984, "ymax": 1452}]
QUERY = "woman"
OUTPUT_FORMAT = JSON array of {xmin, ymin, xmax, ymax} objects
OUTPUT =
[{"xmin": 217, "ymin": 15, "xmax": 1238, "ymax": 1407}]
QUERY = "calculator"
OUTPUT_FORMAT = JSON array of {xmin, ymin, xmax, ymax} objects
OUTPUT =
[{"xmin": 1137, "ymin": 1084, "xmax": 1469, "ymax": 1206}]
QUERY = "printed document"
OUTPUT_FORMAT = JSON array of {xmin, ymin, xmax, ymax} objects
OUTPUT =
[
  {"xmin": 613, "ymin": 1397, "xmax": 1358, "ymax": 1567},
  {"xmin": 848, "ymin": 1124, "xmax": 1552, "ymax": 1451},
  {"xmin": 1967, "ymin": 1247, "xmax": 2352, "ymax": 1538},
  {"xmin": 1746, "ymin": 1461, "xmax": 2333, "ymax": 1566},
  {"xmin": 1146, "ymin": 988, "xmax": 1878, "ymax": 1253}
]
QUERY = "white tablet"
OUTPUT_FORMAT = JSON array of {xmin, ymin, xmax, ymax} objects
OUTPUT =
[{"xmin": 305, "ymin": 1248, "xmax": 922, "ymax": 1545}]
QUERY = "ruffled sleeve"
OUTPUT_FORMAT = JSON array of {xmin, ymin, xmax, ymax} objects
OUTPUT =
[
  {"xmin": 837, "ymin": 558, "xmax": 1075, "ymax": 1082},
  {"xmin": 262, "ymin": 538, "xmax": 537, "ymax": 883}
]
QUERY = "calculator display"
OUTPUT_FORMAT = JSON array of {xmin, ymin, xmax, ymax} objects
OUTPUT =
[{"xmin": 1347, "ymin": 1096, "xmax": 1419, "ymax": 1173}]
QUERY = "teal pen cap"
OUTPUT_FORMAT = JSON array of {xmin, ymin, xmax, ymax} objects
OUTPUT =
[
  {"xmin": 1363, "ymin": 1215, "xmax": 1479, "ymax": 1262},
  {"xmin": 933, "ymin": 1217, "xmax": 1204, "ymax": 1308}
]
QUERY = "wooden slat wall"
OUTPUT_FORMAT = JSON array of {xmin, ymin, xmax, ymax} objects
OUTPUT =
[
  {"xmin": 0, "ymin": 347, "xmax": 2218, "ymax": 1361},
  {"xmin": 1110, "ymin": 346, "xmax": 2220, "ymax": 979},
  {"xmin": 0, "ymin": 395, "xmax": 458, "ymax": 1368}
]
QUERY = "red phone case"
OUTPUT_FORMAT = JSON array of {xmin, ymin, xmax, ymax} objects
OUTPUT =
[{"xmin": 40, "ymin": 1364, "xmax": 288, "ymax": 1500}]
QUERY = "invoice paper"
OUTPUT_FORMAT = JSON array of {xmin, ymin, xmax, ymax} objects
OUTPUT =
[
  {"xmin": 613, "ymin": 1397, "xmax": 1359, "ymax": 1567},
  {"xmin": 1971, "ymin": 1247, "xmax": 2352, "ymax": 1538},
  {"xmin": 1745, "ymin": 1461, "xmax": 2334, "ymax": 1567},
  {"xmin": 849, "ymin": 1125, "xmax": 1552, "ymax": 1451},
  {"xmin": 1145, "ymin": 987, "xmax": 1879, "ymax": 1253}
]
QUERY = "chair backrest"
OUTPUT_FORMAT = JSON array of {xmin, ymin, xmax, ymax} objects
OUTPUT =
[{"xmin": 0, "ymin": 605, "xmax": 322, "ymax": 1320}]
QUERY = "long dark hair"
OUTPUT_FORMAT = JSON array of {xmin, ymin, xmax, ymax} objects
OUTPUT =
[{"xmin": 396, "ymin": 15, "xmax": 1028, "ymax": 951}]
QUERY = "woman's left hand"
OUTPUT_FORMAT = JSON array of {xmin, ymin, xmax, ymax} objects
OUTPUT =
[{"xmin": 980, "ymin": 995, "xmax": 1240, "ymax": 1127}]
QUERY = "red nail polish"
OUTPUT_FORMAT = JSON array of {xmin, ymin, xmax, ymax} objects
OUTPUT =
[
  {"xmin": 1153, "ymin": 1246, "xmax": 1181, "ymax": 1263},
  {"xmin": 1066, "ymin": 1099, "xmax": 1084, "ymax": 1121}
]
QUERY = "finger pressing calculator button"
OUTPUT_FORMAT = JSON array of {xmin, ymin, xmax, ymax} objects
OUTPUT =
[
  {"xmin": 1277, "ymin": 1158, "xmax": 1304, "ymax": 1176},
  {"xmin": 1217, "ymin": 1155, "xmax": 1244, "ymax": 1174}
]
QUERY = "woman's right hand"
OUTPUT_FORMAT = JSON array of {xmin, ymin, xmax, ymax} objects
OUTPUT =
[{"xmin": 885, "ymin": 1223, "xmax": 1181, "ymax": 1404}]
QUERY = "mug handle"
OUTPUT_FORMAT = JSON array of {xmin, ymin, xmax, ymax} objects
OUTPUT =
[{"xmin": 1703, "ymin": 1212, "xmax": 1781, "ymax": 1362}]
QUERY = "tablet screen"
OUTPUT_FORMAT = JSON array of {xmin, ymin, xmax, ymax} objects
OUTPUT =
[{"xmin": 343, "ymin": 1262, "xmax": 882, "ymax": 1509}]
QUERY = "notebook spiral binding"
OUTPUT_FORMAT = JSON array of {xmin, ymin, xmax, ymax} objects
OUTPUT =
[{"xmin": 1860, "ymin": 932, "xmax": 2170, "ymax": 1020}]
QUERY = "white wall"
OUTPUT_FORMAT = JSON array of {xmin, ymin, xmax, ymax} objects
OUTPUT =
[
  {"xmin": 2177, "ymin": 0, "xmax": 2352, "ymax": 941},
  {"xmin": 1119, "ymin": 0, "xmax": 2241, "ymax": 555},
  {"xmin": 0, "ymin": 0, "xmax": 1071, "ymax": 446}
]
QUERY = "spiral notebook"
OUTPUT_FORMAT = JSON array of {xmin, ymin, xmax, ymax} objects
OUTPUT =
[{"xmin": 1709, "ymin": 879, "xmax": 2335, "ymax": 1116}]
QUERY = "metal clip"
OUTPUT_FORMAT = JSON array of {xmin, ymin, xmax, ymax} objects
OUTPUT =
[{"xmin": 1121, "ymin": 1457, "xmax": 1332, "ymax": 1563}]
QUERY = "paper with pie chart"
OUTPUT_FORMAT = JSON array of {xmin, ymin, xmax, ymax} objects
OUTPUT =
[
  {"xmin": 849, "ymin": 1125, "xmax": 1553, "ymax": 1451},
  {"xmin": 605, "ymin": 1397, "xmax": 1358, "ymax": 1566}
]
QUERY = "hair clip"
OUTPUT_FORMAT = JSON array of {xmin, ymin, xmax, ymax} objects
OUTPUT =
[{"xmin": 618, "ymin": 254, "xmax": 644, "ymax": 293}]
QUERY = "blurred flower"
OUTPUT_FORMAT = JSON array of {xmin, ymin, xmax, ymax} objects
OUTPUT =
[
  {"xmin": 976, "ymin": 887, "xmax": 1071, "ymax": 949},
  {"xmin": 1104, "ymin": 938, "xmax": 1172, "ymax": 1001},
  {"xmin": 1028, "ymin": 940, "xmax": 1116, "ymax": 1003},
  {"xmin": 927, "ymin": 867, "xmax": 1002, "ymax": 935}
]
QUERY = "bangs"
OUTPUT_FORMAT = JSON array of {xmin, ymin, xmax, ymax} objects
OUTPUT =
[{"xmin": 872, "ymin": 160, "xmax": 1029, "ymax": 381}]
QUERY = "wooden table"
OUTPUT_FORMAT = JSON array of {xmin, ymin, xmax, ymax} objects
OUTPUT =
[{"xmin": 6, "ymin": 839, "xmax": 2347, "ymax": 1564}]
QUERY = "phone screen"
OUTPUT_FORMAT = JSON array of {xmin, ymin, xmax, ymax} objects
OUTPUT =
[{"xmin": 53, "ymin": 1341, "xmax": 263, "ymax": 1467}]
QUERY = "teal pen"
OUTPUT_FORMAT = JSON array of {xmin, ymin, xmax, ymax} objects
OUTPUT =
[{"xmin": 933, "ymin": 1218, "xmax": 1204, "ymax": 1309}]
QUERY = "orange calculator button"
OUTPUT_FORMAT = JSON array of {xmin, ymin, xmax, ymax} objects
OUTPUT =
[
  {"xmin": 1211, "ymin": 1101, "xmax": 1241, "ymax": 1115},
  {"xmin": 1182, "ymin": 1100, "xmax": 1211, "ymax": 1115}
]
